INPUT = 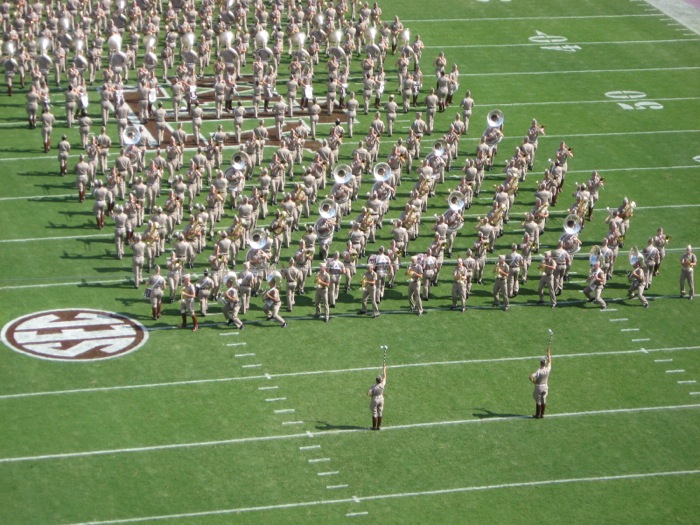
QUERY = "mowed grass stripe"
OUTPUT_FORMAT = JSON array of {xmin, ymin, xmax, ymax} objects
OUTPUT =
[
  {"xmin": 58, "ymin": 469, "xmax": 700, "ymax": 525},
  {"xmin": 1, "ymin": 404, "xmax": 698, "ymax": 464},
  {"xmin": 1, "ymin": 345, "xmax": 698, "ymax": 401}
]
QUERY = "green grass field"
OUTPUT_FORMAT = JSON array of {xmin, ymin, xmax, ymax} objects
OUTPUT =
[{"xmin": 1, "ymin": 0, "xmax": 699, "ymax": 523}]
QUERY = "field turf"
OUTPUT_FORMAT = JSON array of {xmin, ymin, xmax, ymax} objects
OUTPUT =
[{"xmin": 1, "ymin": 0, "xmax": 699, "ymax": 523}]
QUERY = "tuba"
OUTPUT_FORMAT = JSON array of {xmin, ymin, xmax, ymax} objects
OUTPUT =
[
  {"xmin": 108, "ymin": 33, "xmax": 122, "ymax": 53},
  {"xmin": 486, "ymin": 109, "xmax": 504, "ymax": 128},
  {"xmin": 430, "ymin": 140, "xmax": 446, "ymax": 159},
  {"xmin": 248, "ymin": 228, "xmax": 269, "ymax": 249},
  {"xmin": 121, "ymin": 126, "xmax": 141, "ymax": 146},
  {"xmin": 448, "ymin": 191, "xmax": 465, "ymax": 212},
  {"xmin": 231, "ymin": 152, "xmax": 248, "ymax": 172},
  {"xmin": 373, "ymin": 162, "xmax": 392, "ymax": 182},
  {"xmin": 318, "ymin": 198, "xmax": 337, "ymax": 219},
  {"xmin": 563, "ymin": 213, "xmax": 582, "ymax": 235},
  {"xmin": 267, "ymin": 270, "xmax": 282, "ymax": 287},
  {"xmin": 333, "ymin": 164, "xmax": 353, "ymax": 185},
  {"xmin": 628, "ymin": 246, "xmax": 645, "ymax": 268}
]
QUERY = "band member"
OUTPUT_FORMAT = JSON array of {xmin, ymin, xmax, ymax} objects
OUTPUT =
[
  {"xmin": 368, "ymin": 364, "xmax": 387, "ymax": 431},
  {"xmin": 680, "ymin": 245, "xmax": 696, "ymax": 300},
  {"xmin": 537, "ymin": 252, "xmax": 557, "ymax": 308},
  {"xmin": 584, "ymin": 261, "xmax": 607, "ymax": 310},
  {"xmin": 451, "ymin": 258, "xmax": 468, "ymax": 312},
  {"xmin": 222, "ymin": 275, "xmax": 245, "ymax": 330},
  {"xmin": 180, "ymin": 274, "xmax": 199, "ymax": 331},
  {"xmin": 309, "ymin": 259, "xmax": 330, "ymax": 321},
  {"xmin": 407, "ymin": 256, "xmax": 424, "ymax": 316},
  {"xmin": 147, "ymin": 265, "xmax": 167, "ymax": 320},
  {"xmin": 628, "ymin": 260, "xmax": 649, "ymax": 308},
  {"xmin": 262, "ymin": 278, "xmax": 287, "ymax": 328},
  {"xmin": 493, "ymin": 254, "xmax": 510, "ymax": 311},
  {"xmin": 197, "ymin": 270, "xmax": 215, "ymax": 317},
  {"xmin": 359, "ymin": 263, "xmax": 380, "ymax": 318},
  {"xmin": 530, "ymin": 344, "xmax": 552, "ymax": 419}
]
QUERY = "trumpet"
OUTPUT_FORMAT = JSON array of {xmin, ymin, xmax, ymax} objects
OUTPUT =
[{"xmin": 360, "ymin": 276, "xmax": 368, "ymax": 291}]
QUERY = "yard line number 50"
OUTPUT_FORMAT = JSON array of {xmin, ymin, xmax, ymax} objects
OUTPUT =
[{"xmin": 604, "ymin": 91, "xmax": 664, "ymax": 111}]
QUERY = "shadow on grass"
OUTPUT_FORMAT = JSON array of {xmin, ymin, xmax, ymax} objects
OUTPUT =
[
  {"xmin": 314, "ymin": 420, "xmax": 367, "ymax": 431},
  {"xmin": 472, "ymin": 408, "xmax": 525, "ymax": 419}
]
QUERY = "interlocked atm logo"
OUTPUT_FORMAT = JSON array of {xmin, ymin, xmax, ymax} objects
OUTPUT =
[{"xmin": 1, "ymin": 309, "xmax": 148, "ymax": 362}]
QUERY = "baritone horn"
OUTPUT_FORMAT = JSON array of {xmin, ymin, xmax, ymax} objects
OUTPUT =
[
  {"xmin": 486, "ymin": 109, "xmax": 504, "ymax": 128},
  {"xmin": 333, "ymin": 164, "xmax": 353, "ymax": 184},
  {"xmin": 373, "ymin": 162, "xmax": 392, "ymax": 182}
]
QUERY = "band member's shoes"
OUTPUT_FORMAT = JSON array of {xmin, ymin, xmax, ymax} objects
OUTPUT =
[
  {"xmin": 374, "ymin": 314, "xmax": 380, "ymax": 319},
  {"xmin": 227, "ymin": 319, "xmax": 233, "ymax": 326},
  {"xmin": 324, "ymin": 317, "xmax": 330, "ymax": 323},
  {"xmin": 192, "ymin": 325, "xmax": 198, "ymax": 332},
  {"xmin": 281, "ymin": 322, "xmax": 287, "ymax": 328},
  {"xmin": 644, "ymin": 303, "xmax": 649, "ymax": 308}
]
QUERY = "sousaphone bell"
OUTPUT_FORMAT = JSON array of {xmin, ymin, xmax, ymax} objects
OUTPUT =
[
  {"xmin": 373, "ymin": 162, "xmax": 392, "ymax": 182},
  {"xmin": 333, "ymin": 164, "xmax": 353, "ymax": 184},
  {"xmin": 319, "ymin": 198, "xmax": 338, "ymax": 219},
  {"xmin": 248, "ymin": 228, "xmax": 269, "ymax": 249},
  {"xmin": 121, "ymin": 125, "xmax": 141, "ymax": 146}
]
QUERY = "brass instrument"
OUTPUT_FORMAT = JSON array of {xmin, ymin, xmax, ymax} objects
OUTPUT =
[
  {"xmin": 360, "ymin": 276, "xmax": 368, "ymax": 291},
  {"xmin": 487, "ymin": 204, "xmax": 506, "ymax": 226},
  {"xmin": 304, "ymin": 248, "xmax": 315, "ymax": 261},
  {"xmin": 416, "ymin": 176, "xmax": 432, "ymax": 198},
  {"xmin": 248, "ymin": 228, "xmax": 269, "ymax": 249},
  {"xmin": 628, "ymin": 246, "xmax": 645, "ymax": 268},
  {"xmin": 271, "ymin": 210, "xmax": 288, "ymax": 236},
  {"xmin": 533, "ymin": 203, "xmax": 549, "ymax": 221},
  {"xmin": 575, "ymin": 196, "xmax": 589, "ymax": 220},
  {"xmin": 619, "ymin": 199, "xmax": 636, "ymax": 220},
  {"xmin": 563, "ymin": 214, "xmax": 582, "ymax": 235},
  {"xmin": 144, "ymin": 223, "xmax": 159, "ymax": 246},
  {"xmin": 319, "ymin": 199, "xmax": 338, "ymax": 219},
  {"xmin": 402, "ymin": 206, "xmax": 419, "ymax": 230},
  {"xmin": 184, "ymin": 221, "xmax": 203, "ymax": 242},
  {"xmin": 486, "ymin": 109, "xmax": 504, "ymax": 128}
]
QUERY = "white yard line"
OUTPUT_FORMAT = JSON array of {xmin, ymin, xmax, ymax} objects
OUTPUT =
[
  {"xmin": 422, "ymin": 38, "xmax": 700, "ymax": 50},
  {"xmin": 1, "ymin": 346, "xmax": 699, "ymax": 401},
  {"xmin": 1, "ymin": 403, "xmax": 698, "ymax": 465},
  {"xmin": 402, "ymin": 15, "xmax": 663, "ymax": 23}
]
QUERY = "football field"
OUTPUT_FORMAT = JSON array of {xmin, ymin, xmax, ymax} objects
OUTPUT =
[{"xmin": 1, "ymin": 0, "xmax": 699, "ymax": 523}]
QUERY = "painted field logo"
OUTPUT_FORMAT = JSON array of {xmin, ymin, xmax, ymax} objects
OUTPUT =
[{"xmin": 1, "ymin": 309, "xmax": 148, "ymax": 362}]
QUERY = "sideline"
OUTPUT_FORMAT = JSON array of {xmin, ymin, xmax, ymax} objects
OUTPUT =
[{"xmin": 645, "ymin": 0, "xmax": 700, "ymax": 34}]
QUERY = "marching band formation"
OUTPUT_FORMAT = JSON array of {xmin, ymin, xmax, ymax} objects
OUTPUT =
[{"xmin": 2, "ymin": 0, "xmax": 696, "ymax": 331}]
